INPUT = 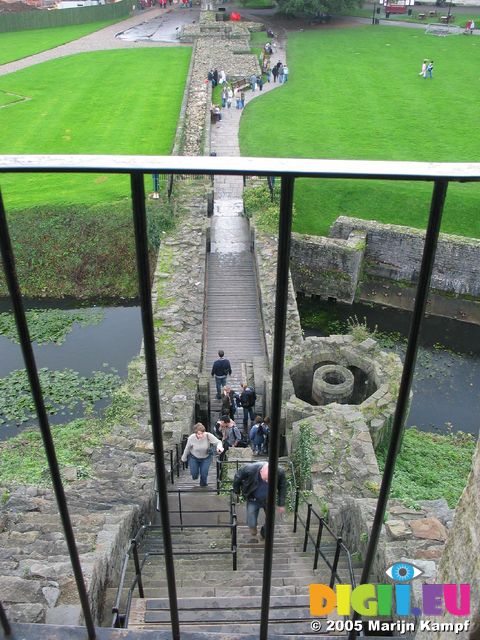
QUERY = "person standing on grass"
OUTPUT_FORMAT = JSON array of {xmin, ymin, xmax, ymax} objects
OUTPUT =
[
  {"xmin": 181, "ymin": 423, "xmax": 224, "ymax": 487},
  {"xmin": 426, "ymin": 60, "xmax": 434, "ymax": 79},
  {"xmin": 233, "ymin": 462, "xmax": 286, "ymax": 542},
  {"xmin": 282, "ymin": 64, "xmax": 289, "ymax": 82},
  {"xmin": 419, "ymin": 59, "xmax": 427, "ymax": 77}
]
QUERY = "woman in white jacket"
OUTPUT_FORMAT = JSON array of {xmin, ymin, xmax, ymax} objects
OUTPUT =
[{"xmin": 181, "ymin": 423, "xmax": 224, "ymax": 487}]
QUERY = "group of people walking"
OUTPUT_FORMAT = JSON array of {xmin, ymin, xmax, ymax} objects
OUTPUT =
[{"xmin": 187, "ymin": 352, "xmax": 285, "ymax": 538}]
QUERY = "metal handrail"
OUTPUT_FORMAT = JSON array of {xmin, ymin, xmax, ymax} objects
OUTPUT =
[{"xmin": 1, "ymin": 155, "xmax": 477, "ymax": 640}]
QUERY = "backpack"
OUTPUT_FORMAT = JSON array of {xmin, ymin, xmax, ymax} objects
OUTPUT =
[
  {"xmin": 241, "ymin": 387, "xmax": 257, "ymax": 408},
  {"xmin": 231, "ymin": 425, "xmax": 248, "ymax": 448}
]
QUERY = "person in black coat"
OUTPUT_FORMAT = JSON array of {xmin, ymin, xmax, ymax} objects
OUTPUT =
[{"xmin": 233, "ymin": 462, "xmax": 286, "ymax": 540}]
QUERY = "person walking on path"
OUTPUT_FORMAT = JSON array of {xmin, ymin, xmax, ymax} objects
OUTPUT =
[
  {"xmin": 211, "ymin": 350, "xmax": 232, "ymax": 399},
  {"xmin": 227, "ymin": 85, "xmax": 233, "ymax": 108},
  {"xmin": 221, "ymin": 384, "xmax": 238, "ymax": 419},
  {"xmin": 250, "ymin": 73, "xmax": 257, "ymax": 91},
  {"xmin": 282, "ymin": 64, "xmax": 289, "ymax": 82},
  {"xmin": 181, "ymin": 423, "xmax": 224, "ymax": 487},
  {"xmin": 271, "ymin": 65, "xmax": 278, "ymax": 83},
  {"xmin": 234, "ymin": 87, "xmax": 241, "ymax": 109},
  {"xmin": 240, "ymin": 90, "xmax": 245, "ymax": 109},
  {"xmin": 221, "ymin": 86, "xmax": 227, "ymax": 108},
  {"xmin": 239, "ymin": 383, "xmax": 257, "ymax": 431},
  {"xmin": 233, "ymin": 462, "xmax": 286, "ymax": 542}
]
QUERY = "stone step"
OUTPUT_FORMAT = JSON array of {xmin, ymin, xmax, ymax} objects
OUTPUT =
[
  {"xmin": 142, "ymin": 606, "xmax": 313, "ymax": 624},
  {"xmin": 144, "ymin": 594, "xmax": 311, "ymax": 610}
]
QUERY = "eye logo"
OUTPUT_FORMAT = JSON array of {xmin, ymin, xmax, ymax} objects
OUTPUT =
[{"xmin": 386, "ymin": 562, "xmax": 424, "ymax": 582}]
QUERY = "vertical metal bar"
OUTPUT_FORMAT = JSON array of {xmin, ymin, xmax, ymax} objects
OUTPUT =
[
  {"xmin": 348, "ymin": 179, "xmax": 448, "ymax": 640},
  {"xmin": 0, "ymin": 601, "xmax": 11, "ymax": 636},
  {"xmin": 175, "ymin": 444, "xmax": 180, "ymax": 477},
  {"xmin": 0, "ymin": 190, "xmax": 97, "ymax": 640},
  {"xmin": 329, "ymin": 538, "xmax": 342, "ymax": 589},
  {"xmin": 170, "ymin": 450, "xmax": 174, "ymax": 484},
  {"xmin": 130, "ymin": 174, "xmax": 180, "ymax": 640},
  {"xmin": 131, "ymin": 540, "xmax": 144, "ymax": 599},
  {"xmin": 313, "ymin": 518, "xmax": 325, "ymax": 571},
  {"xmin": 232, "ymin": 515, "xmax": 237, "ymax": 571},
  {"xmin": 293, "ymin": 489, "xmax": 299, "ymax": 533},
  {"xmin": 260, "ymin": 175, "xmax": 295, "ymax": 640},
  {"xmin": 303, "ymin": 503, "xmax": 312, "ymax": 552},
  {"xmin": 178, "ymin": 491, "xmax": 183, "ymax": 531}
]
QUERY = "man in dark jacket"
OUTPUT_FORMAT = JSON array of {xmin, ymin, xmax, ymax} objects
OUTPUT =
[
  {"xmin": 239, "ymin": 383, "xmax": 256, "ymax": 431},
  {"xmin": 211, "ymin": 350, "xmax": 232, "ymax": 399},
  {"xmin": 233, "ymin": 462, "xmax": 286, "ymax": 541}
]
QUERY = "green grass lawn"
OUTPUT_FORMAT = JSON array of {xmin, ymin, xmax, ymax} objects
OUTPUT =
[
  {"xmin": 239, "ymin": 26, "xmax": 480, "ymax": 238},
  {"xmin": 0, "ymin": 48, "xmax": 191, "ymax": 209},
  {"xmin": 0, "ymin": 21, "xmax": 119, "ymax": 65}
]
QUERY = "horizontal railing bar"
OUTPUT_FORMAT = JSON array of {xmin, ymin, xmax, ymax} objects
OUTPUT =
[
  {"xmin": 143, "ymin": 524, "xmax": 234, "ymax": 529},
  {"xmin": 0, "ymin": 155, "xmax": 479, "ymax": 181}
]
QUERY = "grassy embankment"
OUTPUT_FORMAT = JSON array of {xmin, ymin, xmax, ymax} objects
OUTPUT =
[
  {"xmin": 0, "ymin": 21, "xmax": 118, "ymax": 65},
  {"xmin": 240, "ymin": 27, "xmax": 480, "ymax": 238},
  {"xmin": 0, "ymin": 47, "xmax": 191, "ymax": 297}
]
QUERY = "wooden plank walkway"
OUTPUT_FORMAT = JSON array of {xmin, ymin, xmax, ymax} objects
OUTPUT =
[{"xmin": 204, "ymin": 193, "xmax": 267, "ymax": 424}]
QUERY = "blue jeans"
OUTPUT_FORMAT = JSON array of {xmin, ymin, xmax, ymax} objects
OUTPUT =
[
  {"xmin": 246, "ymin": 499, "xmax": 265, "ymax": 529},
  {"xmin": 215, "ymin": 375, "xmax": 227, "ymax": 398},
  {"xmin": 243, "ymin": 406, "xmax": 255, "ymax": 428},
  {"xmin": 188, "ymin": 454, "xmax": 212, "ymax": 486}
]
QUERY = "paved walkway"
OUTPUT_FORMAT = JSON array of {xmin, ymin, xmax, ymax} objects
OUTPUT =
[
  {"xmin": 0, "ymin": 5, "xmax": 198, "ymax": 77},
  {"xmin": 205, "ymin": 35, "xmax": 287, "ymax": 427}
]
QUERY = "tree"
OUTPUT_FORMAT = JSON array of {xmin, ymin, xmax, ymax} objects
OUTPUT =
[{"xmin": 276, "ymin": 0, "xmax": 362, "ymax": 17}]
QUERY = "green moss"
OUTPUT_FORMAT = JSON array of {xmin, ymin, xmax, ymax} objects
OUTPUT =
[{"xmin": 377, "ymin": 428, "xmax": 476, "ymax": 508}]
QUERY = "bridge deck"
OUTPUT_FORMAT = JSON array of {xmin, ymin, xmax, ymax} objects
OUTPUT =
[{"xmin": 204, "ymin": 175, "xmax": 267, "ymax": 427}]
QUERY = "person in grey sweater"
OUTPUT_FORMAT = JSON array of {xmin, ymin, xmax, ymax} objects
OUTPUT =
[{"xmin": 181, "ymin": 423, "xmax": 224, "ymax": 487}]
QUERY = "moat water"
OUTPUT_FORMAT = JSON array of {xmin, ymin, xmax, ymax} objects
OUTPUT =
[
  {"xmin": 299, "ymin": 297, "xmax": 480, "ymax": 437},
  {"xmin": 0, "ymin": 298, "xmax": 142, "ymax": 441}
]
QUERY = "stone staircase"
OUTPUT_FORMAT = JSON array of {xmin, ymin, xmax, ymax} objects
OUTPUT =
[{"xmin": 103, "ymin": 461, "xmax": 363, "ymax": 638}]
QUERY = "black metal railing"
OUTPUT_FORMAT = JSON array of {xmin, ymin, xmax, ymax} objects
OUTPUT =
[
  {"xmin": 111, "ymin": 490, "xmax": 238, "ymax": 628},
  {"xmin": 0, "ymin": 155, "xmax": 479, "ymax": 640}
]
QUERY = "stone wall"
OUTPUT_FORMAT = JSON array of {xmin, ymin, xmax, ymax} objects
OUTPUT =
[
  {"xmin": 331, "ymin": 216, "xmax": 480, "ymax": 298},
  {"xmin": 180, "ymin": 18, "xmax": 259, "ymax": 156},
  {"xmin": 0, "ymin": 183, "xmax": 209, "ymax": 625},
  {"xmin": 290, "ymin": 230, "xmax": 366, "ymax": 304},
  {"xmin": 415, "ymin": 441, "xmax": 480, "ymax": 640},
  {"xmin": 285, "ymin": 335, "xmax": 402, "ymax": 451}
]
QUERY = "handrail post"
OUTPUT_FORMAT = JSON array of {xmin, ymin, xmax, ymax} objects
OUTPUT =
[
  {"xmin": 178, "ymin": 490, "xmax": 183, "ymax": 531},
  {"xmin": 293, "ymin": 489, "xmax": 299, "ymax": 533},
  {"xmin": 313, "ymin": 517, "xmax": 325, "ymax": 571},
  {"xmin": 170, "ymin": 449, "xmax": 174, "ymax": 484},
  {"xmin": 175, "ymin": 444, "xmax": 180, "ymax": 478},
  {"xmin": 260, "ymin": 175, "xmax": 295, "ymax": 640},
  {"xmin": 130, "ymin": 173, "xmax": 179, "ymax": 639},
  {"xmin": 303, "ymin": 503, "xmax": 312, "ymax": 552},
  {"xmin": 232, "ymin": 514, "xmax": 238, "ymax": 571},
  {"xmin": 329, "ymin": 537, "xmax": 343, "ymax": 589},
  {"xmin": 131, "ymin": 539, "xmax": 144, "ymax": 599}
]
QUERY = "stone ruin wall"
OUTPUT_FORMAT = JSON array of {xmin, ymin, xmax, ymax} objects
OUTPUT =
[
  {"xmin": 291, "ymin": 215, "xmax": 480, "ymax": 304},
  {"xmin": 290, "ymin": 230, "xmax": 366, "ymax": 304},
  {"xmin": 331, "ymin": 216, "xmax": 480, "ymax": 298}
]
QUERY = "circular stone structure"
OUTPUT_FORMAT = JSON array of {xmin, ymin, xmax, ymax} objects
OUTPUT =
[{"xmin": 312, "ymin": 364, "xmax": 354, "ymax": 405}]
